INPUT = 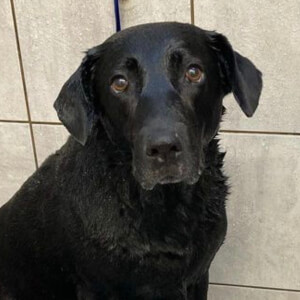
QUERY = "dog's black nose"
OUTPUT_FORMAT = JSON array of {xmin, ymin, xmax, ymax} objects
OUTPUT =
[{"xmin": 146, "ymin": 137, "xmax": 182, "ymax": 162}]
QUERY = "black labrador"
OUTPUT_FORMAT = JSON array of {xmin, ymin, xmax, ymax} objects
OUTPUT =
[{"xmin": 0, "ymin": 22, "xmax": 262, "ymax": 300}]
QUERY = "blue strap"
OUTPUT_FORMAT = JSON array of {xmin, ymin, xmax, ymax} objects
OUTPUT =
[{"xmin": 114, "ymin": 0, "xmax": 121, "ymax": 32}]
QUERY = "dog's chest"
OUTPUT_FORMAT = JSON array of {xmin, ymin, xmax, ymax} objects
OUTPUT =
[
  {"xmin": 85, "ymin": 186, "xmax": 221, "ymax": 272},
  {"xmin": 69, "ymin": 172, "xmax": 227, "ymax": 293}
]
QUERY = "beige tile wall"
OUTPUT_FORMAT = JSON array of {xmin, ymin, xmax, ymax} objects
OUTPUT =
[
  {"xmin": 212, "ymin": 133, "xmax": 300, "ymax": 290},
  {"xmin": 0, "ymin": 1, "xmax": 27, "ymax": 120},
  {"xmin": 0, "ymin": 123, "xmax": 35, "ymax": 206},
  {"xmin": 194, "ymin": 0, "xmax": 300, "ymax": 133},
  {"xmin": 14, "ymin": 0, "xmax": 116, "ymax": 122},
  {"xmin": 0, "ymin": 0, "xmax": 299, "ymax": 298},
  {"xmin": 32, "ymin": 124, "xmax": 69, "ymax": 165}
]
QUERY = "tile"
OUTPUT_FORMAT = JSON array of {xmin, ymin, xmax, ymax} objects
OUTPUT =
[
  {"xmin": 209, "ymin": 285, "xmax": 300, "ymax": 300},
  {"xmin": 209, "ymin": 133, "xmax": 300, "ymax": 290},
  {"xmin": 120, "ymin": 0, "xmax": 191, "ymax": 28},
  {"xmin": 14, "ymin": 0, "xmax": 115, "ymax": 122},
  {"xmin": 33, "ymin": 124, "xmax": 69, "ymax": 166},
  {"xmin": 0, "ymin": 1, "xmax": 27, "ymax": 120},
  {"xmin": 0, "ymin": 123, "xmax": 35, "ymax": 207},
  {"xmin": 194, "ymin": 0, "xmax": 300, "ymax": 133}
]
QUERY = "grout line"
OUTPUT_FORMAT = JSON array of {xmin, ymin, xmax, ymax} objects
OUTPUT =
[
  {"xmin": 0, "ymin": 120, "xmax": 300, "ymax": 137},
  {"xmin": 0, "ymin": 120, "xmax": 63, "ymax": 125},
  {"xmin": 0, "ymin": 119, "xmax": 29, "ymax": 124},
  {"xmin": 32, "ymin": 121, "xmax": 62, "ymax": 125},
  {"xmin": 220, "ymin": 129, "xmax": 300, "ymax": 137},
  {"xmin": 10, "ymin": 0, "xmax": 38, "ymax": 169},
  {"xmin": 190, "ymin": 0, "xmax": 195, "ymax": 25},
  {"xmin": 210, "ymin": 282, "xmax": 300, "ymax": 293}
]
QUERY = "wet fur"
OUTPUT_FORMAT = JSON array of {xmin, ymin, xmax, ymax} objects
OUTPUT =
[
  {"xmin": 0, "ymin": 129, "xmax": 227, "ymax": 299},
  {"xmin": 0, "ymin": 22, "xmax": 262, "ymax": 299}
]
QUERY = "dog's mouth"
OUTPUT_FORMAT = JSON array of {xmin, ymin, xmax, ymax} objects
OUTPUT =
[
  {"xmin": 132, "ymin": 143, "xmax": 203, "ymax": 190},
  {"xmin": 158, "ymin": 175, "xmax": 183, "ymax": 185},
  {"xmin": 158, "ymin": 172, "xmax": 200, "ymax": 188},
  {"xmin": 134, "ymin": 166, "xmax": 202, "ymax": 191}
]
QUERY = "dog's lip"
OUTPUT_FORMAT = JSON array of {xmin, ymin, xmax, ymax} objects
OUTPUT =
[
  {"xmin": 135, "ymin": 165, "xmax": 202, "ymax": 190},
  {"xmin": 139, "ymin": 174, "xmax": 185, "ymax": 190},
  {"xmin": 158, "ymin": 175, "xmax": 184, "ymax": 185}
]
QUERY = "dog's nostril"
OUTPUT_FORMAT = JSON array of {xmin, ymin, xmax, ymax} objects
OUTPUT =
[
  {"xmin": 146, "ymin": 140, "xmax": 182, "ymax": 160},
  {"xmin": 147, "ymin": 148, "xmax": 159, "ymax": 157},
  {"xmin": 170, "ymin": 144, "xmax": 181, "ymax": 153}
]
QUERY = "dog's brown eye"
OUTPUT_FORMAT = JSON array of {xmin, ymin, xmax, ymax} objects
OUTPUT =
[
  {"xmin": 185, "ymin": 66, "xmax": 203, "ymax": 83},
  {"xmin": 111, "ymin": 76, "xmax": 128, "ymax": 93}
]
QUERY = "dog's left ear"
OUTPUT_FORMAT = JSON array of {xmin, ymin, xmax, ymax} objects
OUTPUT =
[
  {"xmin": 206, "ymin": 31, "xmax": 263, "ymax": 117},
  {"xmin": 54, "ymin": 47, "xmax": 102, "ymax": 145}
]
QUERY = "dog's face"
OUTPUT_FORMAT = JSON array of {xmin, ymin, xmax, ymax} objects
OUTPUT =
[{"xmin": 55, "ymin": 23, "xmax": 262, "ymax": 190}]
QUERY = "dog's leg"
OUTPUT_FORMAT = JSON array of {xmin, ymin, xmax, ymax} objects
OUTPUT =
[{"xmin": 187, "ymin": 271, "xmax": 209, "ymax": 300}]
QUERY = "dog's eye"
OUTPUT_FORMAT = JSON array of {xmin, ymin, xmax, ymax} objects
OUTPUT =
[
  {"xmin": 185, "ymin": 66, "xmax": 203, "ymax": 83},
  {"xmin": 111, "ymin": 76, "xmax": 128, "ymax": 93}
]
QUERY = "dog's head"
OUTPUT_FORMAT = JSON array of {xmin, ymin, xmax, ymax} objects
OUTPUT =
[{"xmin": 54, "ymin": 23, "xmax": 262, "ymax": 190}]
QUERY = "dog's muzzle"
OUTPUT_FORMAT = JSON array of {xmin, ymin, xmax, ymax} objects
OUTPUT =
[{"xmin": 132, "ymin": 127, "xmax": 201, "ymax": 190}]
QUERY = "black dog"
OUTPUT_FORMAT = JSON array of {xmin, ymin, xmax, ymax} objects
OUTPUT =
[{"xmin": 0, "ymin": 22, "xmax": 262, "ymax": 299}]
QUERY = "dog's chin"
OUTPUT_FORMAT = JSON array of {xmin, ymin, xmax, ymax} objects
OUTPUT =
[
  {"xmin": 158, "ymin": 176, "xmax": 183, "ymax": 185},
  {"xmin": 137, "ymin": 172, "xmax": 201, "ymax": 191}
]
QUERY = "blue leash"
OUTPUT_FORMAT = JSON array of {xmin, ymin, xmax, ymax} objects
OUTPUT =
[{"xmin": 114, "ymin": 0, "xmax": 121, "ymax": 32}]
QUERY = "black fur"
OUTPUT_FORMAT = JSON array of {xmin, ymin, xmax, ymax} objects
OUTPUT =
[{"xmin": 0, "ymin": 22, "xmax": 262, "ymax": 299}]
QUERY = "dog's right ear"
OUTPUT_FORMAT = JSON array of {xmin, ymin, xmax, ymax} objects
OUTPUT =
[
  {"xmin": 205, "ymin": 31, "xmax": 263, "ymax": 117},
  {"xmin": 54, "ymin": 47, "xmax": 102, "ymax": 145}
]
